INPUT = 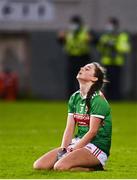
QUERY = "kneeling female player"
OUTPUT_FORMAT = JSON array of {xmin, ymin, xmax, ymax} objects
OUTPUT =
[{"xmin": 33, "ymin": 62, "xmax": 112, "ymax": 171}]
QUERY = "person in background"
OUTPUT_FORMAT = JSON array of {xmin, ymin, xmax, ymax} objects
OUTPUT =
[
  {"xmin": 33, "ymin": 62, "xmax": 112, "ymax": 171},
  {"xmin": 58, "ymin": 15, "xmax": 92, "ymax": 98},
  {"xmin": 0, "ymin": 68, "xmax": 19, "ymax": 101},
  {"xmin": 0, "ymin": 71, "xmax": 4, "ymax": 98},
  {"xmin": 97, "ymin": 17, "xmax": 131, "ymax": 100}
]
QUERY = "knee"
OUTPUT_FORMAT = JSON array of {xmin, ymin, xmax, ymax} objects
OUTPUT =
[
  {"xmin": 33, "ymin": 160, "xmax": 44, "ymax": 170},
  {"xmin": 54, "ymin": 162, "xmax": 70, "ymax": 171}
]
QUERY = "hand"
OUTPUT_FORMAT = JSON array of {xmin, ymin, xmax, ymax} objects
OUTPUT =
[
  {"xmin": 57, "ymin": 148, "xmax": 67, "ymax": 160},
  {"xmin": 67, "ymin": 146, "xmax": 74, "ymax": 152}
]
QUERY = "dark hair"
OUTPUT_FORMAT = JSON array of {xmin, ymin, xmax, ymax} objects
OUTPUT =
[
  {"xmin": 108, "ymin": 17, "xmax": 119, "ymax": 29},
  {"xmin": 70, "ymin": 15, "xmax": 83, "ymax": 26},
  {"xmin": 85, "ymin": 62, "xmax": 107, "ymax": 114}
]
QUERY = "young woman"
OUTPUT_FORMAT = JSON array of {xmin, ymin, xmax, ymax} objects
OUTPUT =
[{"xmin": 33, "ymin": 62, "xmax": 112, "ymax": 171}]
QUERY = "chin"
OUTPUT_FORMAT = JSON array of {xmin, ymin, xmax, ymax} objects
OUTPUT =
[
  {"xmin": 77, "ymin": 77, "xmax": 85, "ymax": 82},
  {"xmin": 76, "ymin": 75, "xmax": 80, "ymax": 79}
]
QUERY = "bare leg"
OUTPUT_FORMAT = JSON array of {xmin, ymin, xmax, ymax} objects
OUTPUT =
[
  {"xmin": 54, "ymin": 148, "xmax": 101, "ymax": 171},
  {"xmin": 33, "ymin": 147, "xmax": 60, "ymax": 170}
]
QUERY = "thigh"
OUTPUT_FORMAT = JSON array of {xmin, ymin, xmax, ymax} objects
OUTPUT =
[
  {"xmin": 33, "ymin": 147, "xmax": 60, "ymax": 170},
  {"xmin": 54, "ymin": 148, "xmax": 100, "ymax": 170}
]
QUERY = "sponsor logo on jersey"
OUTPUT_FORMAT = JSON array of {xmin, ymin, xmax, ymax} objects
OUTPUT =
[{"xmin": 73, "ymin": 113, "xmax": 90, "ymax": 126}]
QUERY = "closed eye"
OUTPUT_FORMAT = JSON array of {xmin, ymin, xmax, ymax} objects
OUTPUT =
[{"xmin": 85, "ymin": 67, "xmax": 90, "ymax": 71}]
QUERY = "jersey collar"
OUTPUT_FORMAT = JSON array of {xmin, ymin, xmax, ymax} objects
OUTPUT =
[{"xmin": 79, "ymin": 90, "xmax": 99, "ymax": 100}]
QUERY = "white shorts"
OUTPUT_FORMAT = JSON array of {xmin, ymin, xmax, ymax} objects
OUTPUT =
[{"xmin": 68, "ymin": 137, "xmax": 108, "ymax": 166}]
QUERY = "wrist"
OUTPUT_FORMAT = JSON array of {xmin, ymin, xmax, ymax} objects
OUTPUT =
[{"xmin": 57, "ymin": 147, "xmax": 67, "ymax": 160}]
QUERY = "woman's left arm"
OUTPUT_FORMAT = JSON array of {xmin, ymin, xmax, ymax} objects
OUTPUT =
[{"xmin": 73, "ymin": 116, "xmax": 102, "ymax": 150}]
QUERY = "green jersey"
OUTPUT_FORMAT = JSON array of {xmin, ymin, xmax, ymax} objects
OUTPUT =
[{"xmin": 68, "ymin": 90, "xmax": 112, "ymax": 156}]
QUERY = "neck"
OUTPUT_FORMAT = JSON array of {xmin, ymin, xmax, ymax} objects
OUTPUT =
[{"xmin": 79, "ymin": 82, "xmax": 93, "ymax": 98}]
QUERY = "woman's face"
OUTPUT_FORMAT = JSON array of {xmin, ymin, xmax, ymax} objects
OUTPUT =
[{"xmin": 76, "ymin": 63, "xmax": 98, "ymax": 82}]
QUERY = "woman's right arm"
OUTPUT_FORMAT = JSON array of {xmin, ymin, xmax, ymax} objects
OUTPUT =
[{"xmin": 60, "ymin": 114, "xmax": 76, "ymax": 149}]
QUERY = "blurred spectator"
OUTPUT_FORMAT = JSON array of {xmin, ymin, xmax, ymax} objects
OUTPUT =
[
  {"xmin": 0, "ymin": 68, "xmax": 19, "ymax": 101},
  {"xmin": 0, "ymin": 73, "xmax": 4, "ymax": 97},
  {"xmin": 58, "ymin": 15, "xmax": 92, "ymax": 98},
  {"xmin": 97, "ymin": 17, "xmax": 131, "ymax": 100}
]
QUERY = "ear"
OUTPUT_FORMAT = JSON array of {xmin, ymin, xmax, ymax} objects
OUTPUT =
[{"xmin": 91, "ymin": 77, "xmax": 98, "ymax": 82}]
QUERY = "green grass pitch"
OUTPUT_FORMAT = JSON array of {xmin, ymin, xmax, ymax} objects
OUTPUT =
[{"xmin": 0, "ymin": 101, "xmax": 137, "ymax": 178}]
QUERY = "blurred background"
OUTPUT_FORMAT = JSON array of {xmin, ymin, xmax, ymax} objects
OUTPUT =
[
  {"xmin": 0, "ymin": 0, "xmax": 137, "ymax": 101},
  {"xmin": 0, "ymin": 1, "xmax": 137, "ymax": 178}
]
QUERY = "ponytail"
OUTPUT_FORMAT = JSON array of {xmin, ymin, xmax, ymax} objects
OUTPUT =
[{"xmin": 85, "ymin": 62, "xmax": 107, "ymax": 114}]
